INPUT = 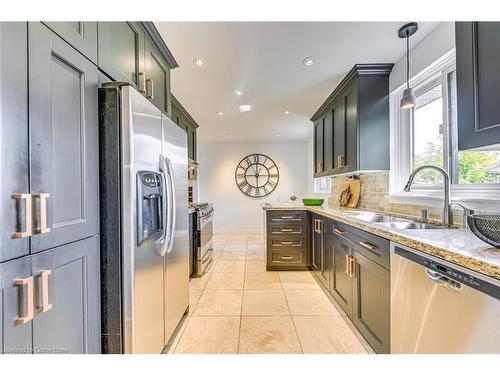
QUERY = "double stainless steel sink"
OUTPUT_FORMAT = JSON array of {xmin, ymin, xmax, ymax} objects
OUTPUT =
[{"xmin": 344, "ymin": 211, "xmax": 442, "ymax": 230}]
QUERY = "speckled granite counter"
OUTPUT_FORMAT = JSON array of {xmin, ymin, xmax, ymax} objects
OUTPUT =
[{"xmin": 262, "ymin": 203, "xmax": 500, "ymax": 280}]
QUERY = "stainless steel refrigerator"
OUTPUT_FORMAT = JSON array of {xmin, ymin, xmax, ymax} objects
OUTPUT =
[{"xmin": 99, "ymin": 84, "xmax": 189, "ymax": 354}]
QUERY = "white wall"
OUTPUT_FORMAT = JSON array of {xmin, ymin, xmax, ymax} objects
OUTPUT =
[
  {"xmin": 198, "ymin": 140, "xmax": 309, "ymax": 233},
  {"xmin": 390, "ymin": 22, "xmax": 455, "ymax": 92}
]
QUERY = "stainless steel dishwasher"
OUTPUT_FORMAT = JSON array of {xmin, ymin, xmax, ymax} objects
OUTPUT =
[{"xmin": 390, "ymin": 243, "xmax": 500, "ymax": 354}]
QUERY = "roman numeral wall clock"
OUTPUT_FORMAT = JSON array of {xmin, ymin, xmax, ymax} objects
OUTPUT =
[{"xmin": 235, "ymin": 153, "xmax": 279, "ymax": 199}]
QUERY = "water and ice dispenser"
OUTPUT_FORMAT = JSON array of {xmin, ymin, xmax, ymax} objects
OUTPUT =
[{"xmin": 136, "ymin": 171, "xmax": 163, "ymax": 246}]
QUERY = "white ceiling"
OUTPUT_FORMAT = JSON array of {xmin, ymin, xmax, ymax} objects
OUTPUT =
[{"xmin": 155, "ymin": 22, "xmax": 440, "ymax": 142}]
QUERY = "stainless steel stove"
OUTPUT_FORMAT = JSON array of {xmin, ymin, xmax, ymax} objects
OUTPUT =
[{"xmin": 189, "ymin": 203, "xmax": 214, "ymax": 277}]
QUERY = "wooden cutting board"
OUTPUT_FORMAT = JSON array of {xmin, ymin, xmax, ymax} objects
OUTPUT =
[{"xmin": 338, "ymin": 179, "xmax": 361, "ymax": 208}]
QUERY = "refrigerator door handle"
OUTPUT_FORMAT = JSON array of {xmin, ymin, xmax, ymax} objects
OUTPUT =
[
  {"xmin": 159, "ymin": 155, "xmax": 170, "ymax": 256},
  {"xmin": 164, "ymin": 155, "xmax": 176, "ymax": 255}
]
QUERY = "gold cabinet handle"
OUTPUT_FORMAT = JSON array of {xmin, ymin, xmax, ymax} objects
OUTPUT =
[
  {"xmin": 38, "ymin": 270, "xmax": 53, "ymax": 313},
  {"xmin": 280, "ymin": 228, "xmax": 293, "ymax": 232},
  {"xmin": 339, "ymin": 155, "xmax": 345, "ymax": 168},
  {"xmin": 146, "ymin": 78, "xmax": 154, "ymax": 99},
  {"xmin": 317, "ymin": 220, "xmax": 322, "ymax": 234},
  {"xmin": 281, "ymin": 241, "xmax": 293, "ymax": 245},
  {"xmin": 345, "ymin": 254, "xmax": 350, "ymax": 275},
  {"xmin": 281, "ymin": 256, "xmax": 293, "ymax": 260},
  {"xmin": 358, "ymin": 241, "xmax": 377, "ymax": 251},
  {"xmin": 350, "ymin": 256, "xmax": 357, "ymax": 277},
  {"xmin": 15, "ymin": 277, "xmax": 34, "ymax": 324},
  {"xmin": 36, "ymin": 193, "xmax": 50, "ymax": 234},
  {"xmin": 280, "ymin": 216, "xmax": 294, "ymax": 219},
  {"xmin": 333, "ymin": 228, "xmax": 345, "ymax": 236},
  {"xmin": 138, "ymin": 72, "xmax": 147, "ymax": 94},
  {"xmin": 12, "ymin": 193, "xmax": 32, "ymax": 238}
]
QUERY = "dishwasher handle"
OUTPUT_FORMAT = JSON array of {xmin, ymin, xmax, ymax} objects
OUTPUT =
[{"xmin": 426, "ymin": 269, "xmax": 463, "ymax": 292}]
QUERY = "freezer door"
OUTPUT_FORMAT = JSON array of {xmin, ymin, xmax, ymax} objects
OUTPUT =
[
  {"xmin": 121, "ymin": 86, "xmax": 165, "ymax": 354},
  {"xmin": 161, "ymin": 113, "xmax": 189, "ymax": 344},
  {"xmin": 390, "ymin": 245, "xmax": 500, "ymax": 354}
]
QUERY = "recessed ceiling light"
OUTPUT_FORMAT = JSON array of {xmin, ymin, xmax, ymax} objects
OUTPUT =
[
  {"xmin": 227, "ymin": 133, "xmax": 233, "ymax": 137},
  {"xmin": 234, "ymin": 90, "xmax": 243, "ymax": 96},
  {"xmin": 275, "ymin": 133, "xmax": 280, "ymax": 137},
  {"xmin": 193, "ymin": 58, "xmax": 206, "ymax": 67},
  {"xmin": 217, "ymin": 111, "xmax": 223, "ymax": 116},
  {"xmin": 284, "ymin": 110, "xmax": 290, "ymax": 115},
  {"xmin": 239, "ymin": 105, "xmax": 252, "ymax": 112},
  {"xmin": 302, "ymin": 57, "xmax": 315, "ymax": 66}
]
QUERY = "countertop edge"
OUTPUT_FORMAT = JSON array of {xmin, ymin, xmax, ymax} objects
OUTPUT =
[{"xmin": 262, "ymin": 205, "xmax": 500, "ymax": 281}]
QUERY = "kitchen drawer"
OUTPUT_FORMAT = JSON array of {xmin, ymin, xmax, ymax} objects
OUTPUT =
[
  {"xmin": 267, "ymin": 223, "xmax": 306, "ymax": 236},
  {"xmin": 267, "ymin": 237, "xmax": 308, "ymax": 251},
  {"xmin": 332, "ymin": 222, "xmax": 390, "ymax": 270},
  {"xmin": 267, "ymin": 210, "xmax": 305, "ymax": 223},
  {"xmin": 268, "ymin": 250, "xmax": 308, "ymax": 266}
]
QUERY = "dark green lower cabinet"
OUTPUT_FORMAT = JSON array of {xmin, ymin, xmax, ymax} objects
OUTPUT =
[
  {"xmin": 0, "ymin": 237, "xmax": 100, "ymax": 354},
  {"xmin": 351, "ymin": 251, "xmax": 390, "ymax": 354},
  {"xmin": 330, "ymin": 235, "xmax": 352, "ymax": 314},
  {"xmin": 313, "ymin": 220, "xmax": 390, "ymax": 354}
]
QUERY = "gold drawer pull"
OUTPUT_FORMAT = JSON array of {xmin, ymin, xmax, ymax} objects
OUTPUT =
[
  {"xmin": 280, "ymin": 228, "xmax": 293, "ymax": 232},
  {"xmin": 281, "ymin": 256, "xmax": 293, "ymax": 260},
  {"xmin": 281, "ymin": 241, "xmax": 294, "ymax": 245},
  {"xmin": 138, "ymin": 72, "xmax": 147, "ymax": 94},
  {"xmin": 36, "ymin": 193, "xmax": 51, "ymax": 234},
  {"xmin": 345, "ymin": 254, "xmax": 350, "ymax": 275},
  {"xmin": 146, "ymin": 78, "xmax": 154, "ymax": 99},
  {"xmin": 333, "ymin": 228, "xmax": 345, "ymax": 236},
  {"xmin": 280, "ymin": 216, "xmax": 294, "ymax": 219},
  {"xmin": 12, "ymin": 193, "xmax": 32, "ymax": 238},
  {"xmin": 38, "ymin": 270, "xmax": 53, "ymax": 313},
  {"xmin": 15, "ymin": 277, "xmax": 34, "ymax": 324},
  {"xmin": 358, "ymin": 241, "xmax": 377, "ymax": 251}
]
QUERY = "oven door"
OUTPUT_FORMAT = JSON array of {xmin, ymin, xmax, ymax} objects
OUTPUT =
[{"xmin": 197, "ymin": 212, "xmax": 213, "ymax": 260}]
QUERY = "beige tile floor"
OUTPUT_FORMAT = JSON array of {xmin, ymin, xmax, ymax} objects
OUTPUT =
[{"xmin": 169, "ymin": 234, "xmax": 370, "ymax": 354}]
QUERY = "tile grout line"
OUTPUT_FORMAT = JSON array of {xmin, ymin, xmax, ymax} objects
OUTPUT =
[
  {"xmin": 279, "ymin": 271, "xmax": 305, "ymax": 354},
  {"xmin": 236, "ymin": 235, "xmax": 249, "ymax": 354}
]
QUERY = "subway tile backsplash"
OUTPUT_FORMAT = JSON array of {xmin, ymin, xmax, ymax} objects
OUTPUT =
[{"xmin": 328, "ymin": 171, "xmax": 466, "ymax": 225}]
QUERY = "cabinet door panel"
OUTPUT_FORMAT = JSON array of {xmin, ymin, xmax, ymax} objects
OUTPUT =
[
  {"xmin": 31, "ymin": 237, "xmax": 101, "ymax": 354},
  {"xmin": 145, "ymin": 37, "xmax": 170, "ymax": 114},
  {"xmin": 323, "ymin": 110, "xmax": 334, "ymax": 172},
  {"xmin": 456, "ymin": 22, "xmax": 500, "ymax": 150},
  {"xmin": 188, "ymin": 127, "xmax": 197, "ymax": 161},
  {"xmin": 332, "ymin": 96, "xmax": 345, "ymax": 173},
  {"xmin": 344, "ymin": 84, "xmax": 358, "ymax": 173},
  {"xmin": 330, "ymin": 237, "xmax": 352, "ymax": 314},
  {"xmin": 1, "ymin": 256, "xmax": 33, "ymax": 354},
  {"xmin": 43, "ymin": 22, "xmax": 97, "ymax": 63},
  {"xmin": 311, "ymin": 216, "xmax": 321, "ymax": 271},
  {"xmin": 29, "ymin": 23, "xmax": 99, "ymax": 253},
  {"xmin": 98, "ymin": 22, "xmax": 144, "ymax": 88},
  {"xmin": 352, "ymin": 251, "xmax": 390, "ymax": 354},
  {"xmin": 0, "ymin": 22, "xmax": 30, "ymax": 262},
  {"xmin": 314, "ymin": 120, "xmax": 324, "ymax": 174}
]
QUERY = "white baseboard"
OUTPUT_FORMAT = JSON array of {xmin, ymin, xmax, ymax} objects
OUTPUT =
[{"xmin": 214, "ymin": 228, "xmax": 264, "ymax": 235}]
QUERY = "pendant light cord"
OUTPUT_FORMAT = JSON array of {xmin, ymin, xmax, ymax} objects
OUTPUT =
[{"xmin": 406, "ymin": 33, "xmax": 410, "ymax": 90}]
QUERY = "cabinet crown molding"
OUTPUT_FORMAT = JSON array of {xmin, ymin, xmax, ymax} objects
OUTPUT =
[{"xmin": 310, "ymin": 63, "xmax": 394, "ymax": 121}]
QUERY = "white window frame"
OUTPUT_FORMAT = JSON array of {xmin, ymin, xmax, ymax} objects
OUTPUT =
[{"xmin": 389, "ymin": 49, "xmax": 500, "ymax": 211}]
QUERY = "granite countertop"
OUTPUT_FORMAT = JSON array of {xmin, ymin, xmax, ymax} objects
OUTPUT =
[
  {"xmin": 188, "ymin": 207, "xmax": 196, "ymax": 214},
  {"xmin": 262, "ymin": 203, "xmax": 500, "ymax": 281}
]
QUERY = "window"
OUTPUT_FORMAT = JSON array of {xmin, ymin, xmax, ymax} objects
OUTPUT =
[
  {"xmin": 314, "ymin": 176, "xmax": 331, "ymax": 194},
  {"xmin": 390, "ymin": 50, "xmax": 500, "ymax": 206}
]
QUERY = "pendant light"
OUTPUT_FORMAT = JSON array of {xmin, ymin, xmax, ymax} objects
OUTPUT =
[{"xmin": 398, "ymin": 22, "xmax": 418, "ymax": 110}]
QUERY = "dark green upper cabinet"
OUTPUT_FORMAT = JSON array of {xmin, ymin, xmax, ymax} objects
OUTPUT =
[
  {"xmin": 98, "ymin": 22, "xmax": 145, "ymax": 89},
  {"xmin": 144, "ymin": 36, "xmax": 171, "ymax": 114},
  {"xmin": 171, "ymin": 95, "xmax": 199, "ymax": 161},
  {"xmin": 43, "ymin": 22, "xmax": 97, "ymax": 64},
  {"xmin": 456, "ymin": 22, "xmax": 500, "ymax": 150},
  {"xmin": 311, "ymin": 64, "xmax": 393, "ymax": 177}
]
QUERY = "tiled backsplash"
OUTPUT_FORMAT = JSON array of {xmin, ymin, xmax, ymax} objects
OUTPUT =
[{"xmin": 328, "ymin": 171, "xmax": 463, "ymax": 224}]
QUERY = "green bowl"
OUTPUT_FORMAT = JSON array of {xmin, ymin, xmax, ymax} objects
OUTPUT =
[{"xmin": 302, "ymin": 198, "xmax": 325, "ymax": 206}]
